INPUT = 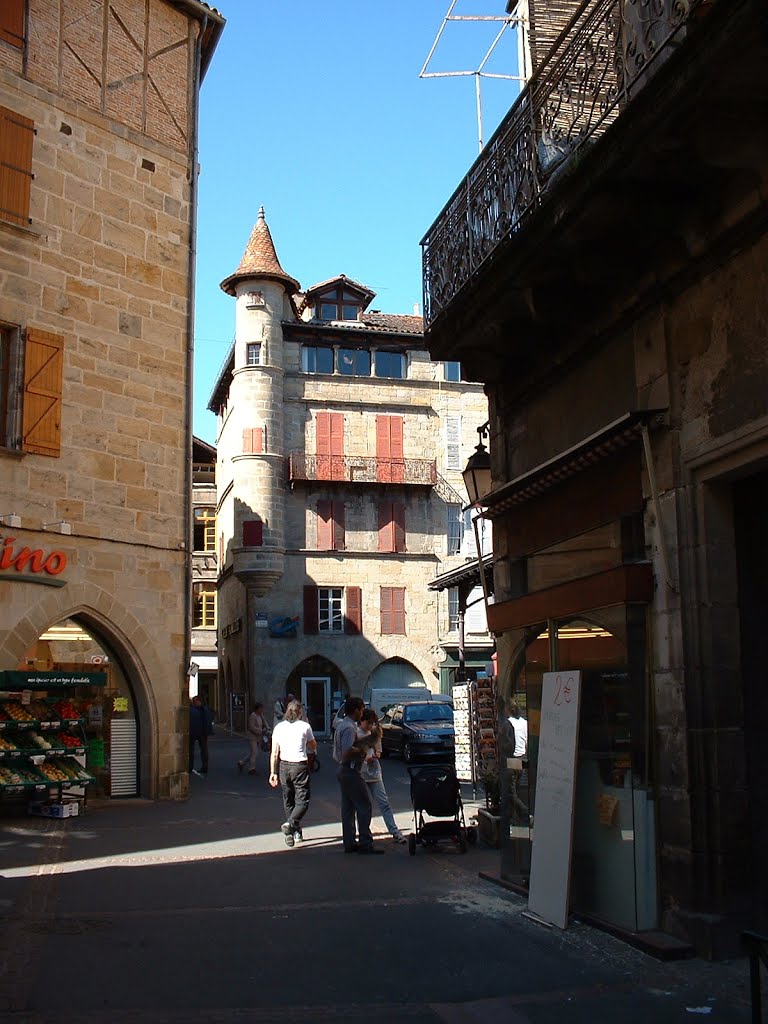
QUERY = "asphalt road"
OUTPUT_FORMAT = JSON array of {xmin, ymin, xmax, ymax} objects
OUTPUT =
[{"xmin": 0, "ymin": 732, "xmax": 756, "ymax": 1023}]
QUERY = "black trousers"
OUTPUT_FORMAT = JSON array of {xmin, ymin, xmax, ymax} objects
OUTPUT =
[
  {"xmin": 279, "ymin": 761, "xmax": 311, "ymax": 828},
  {"xmin": 338, "ymin": 765, "xmax": 373, "ymax": 851},
  {"xmin": 189, "ymin": 734, "xmax": 208, "ymax": 773}
]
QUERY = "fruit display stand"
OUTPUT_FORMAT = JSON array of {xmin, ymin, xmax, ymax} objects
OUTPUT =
[{"xmin": 0, "ymin": 695, "xmax": 94, "ymax": 815}]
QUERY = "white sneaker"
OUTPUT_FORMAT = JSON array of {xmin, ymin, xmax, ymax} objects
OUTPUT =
[{"xmin": 392, "ymin": 832, "xmax": 407, "ymax": 844}]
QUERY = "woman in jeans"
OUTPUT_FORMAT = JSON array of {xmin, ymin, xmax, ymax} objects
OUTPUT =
[{"xmin": 358, "ymin": 709, "xmax": 407, "ymax": 843}]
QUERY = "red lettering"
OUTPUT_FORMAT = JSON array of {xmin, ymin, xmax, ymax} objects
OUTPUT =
[
  {"xmin": 11, "ymin": 547, "xmax": 45, "ymax": 572},
  {"xmin": 0, "ymin": 537, "xmax": 67, "ymax": 576},
  {"xmin": 0, "ymin": 537, "xmax": 16, "ymax": 570},
  {"xmin": 43, "ymin": 552, "xmax": 66, "ymax": 575}
]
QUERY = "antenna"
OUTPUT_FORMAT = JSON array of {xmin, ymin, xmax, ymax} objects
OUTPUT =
[{"xmin": 419, "ymin": 0, "xmax": 528, "ymax": 153}]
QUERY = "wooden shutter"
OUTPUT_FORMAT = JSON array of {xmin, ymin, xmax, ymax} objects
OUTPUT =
[
  {"xmin": 22, "ymin": 328, "xmax": 63, "ymax": 456},
  {"xmin": 242, "ymin": 520, "xmax": 263, "ymax": 546},
  {"xmin": 242, "ymin": 427, "xmax": 264, "ymax": 453},
  {"xmin": 393, "ymin": 502, "xmax": 406, "ymax": 553},
  {"xmin": 381, "ymin": 587, "xmax": 405, "ymax": 635},
  {"xmin": 446, "ymin": 414, "xmax": 461, "ymax": 470},
  {"xmin": 0, "ymin": 1, "xmax": 24, "ymax": 48},
  {"xmin": 330, "ymin": 413, "xmax": 344, "ymax": 455},
  {"xmin": 317, "ymin": 412, "xmax": 331, "ymax": 454},
  {"xmin": 303, "ymin": 585, "xmax": 319, "ymax": 634},
  {"xmin": 333, "ymin": 501, "xmax": 346, "ymax": 551},
  {"xmin": 378, "ymin": 502, "xmax": 394, "ymax": 552},
  {"xmin": 376, "ymin": 415, "xmax": 403, "ymax": 483},
  {"xmin": 0, "ymin": 106, "xmax": 34, "ymax": 227},
  {"xmin": 317, "ymin": 499, "xmax": 333, "ymax": 550},
  {"xmin": 345, "ymin": 586, "xmax": 362, "ymax": 634}
]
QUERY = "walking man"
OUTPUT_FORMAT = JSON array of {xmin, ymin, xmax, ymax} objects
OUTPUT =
[
  {"xmin": 269, "ymin": 699, "xmax": 317, "ymax": 847},
  {"xmin": 332, "ymin": 696, "xmax": 383, "ymax": 855},
  {"xmin": 189, "ymin": 694, "xmax": 213, "ymax": 777}
]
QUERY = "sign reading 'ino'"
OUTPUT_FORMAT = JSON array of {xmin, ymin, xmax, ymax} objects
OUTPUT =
[{"xmin": 0, "ymin": 536, "xmax": 67, "ymax": 577}]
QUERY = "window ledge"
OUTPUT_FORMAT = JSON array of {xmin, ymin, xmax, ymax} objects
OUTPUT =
[
  {"xmin": 0, "ymin": 218, "xmax": 42, "ymax": 240},
  {"xmin": 0, "ymin": 445, "xmax": 24, "ymax": 459}
]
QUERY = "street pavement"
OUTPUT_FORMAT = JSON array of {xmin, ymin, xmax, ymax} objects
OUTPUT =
[{"xmin": 0, "ymin": 732, "xmax": 757, "ymax": 1023}]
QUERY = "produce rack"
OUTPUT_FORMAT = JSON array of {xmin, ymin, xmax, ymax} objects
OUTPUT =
[{"xmin": 0, "ymin": 694, "xmax": 95, "ymax": 814}]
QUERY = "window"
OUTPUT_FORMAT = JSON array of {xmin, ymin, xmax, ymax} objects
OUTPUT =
[
  {"xmin": 242, "ymin": 427, "xmax": 264, "ymax": 453},
  {"xmin": 317, "ymin": 287, "xmax": 361, "ymax": 321},
  {"xmin": 242, "ymin": 520, "xmax": 263, "ymax": 546},
  {"xmin": 0, "ymin": 325, "xmax": 12, "ymax": 447},
  {"xmin": 338, "ymin": 348, "xmax": 370, "ymax": 376},
  {"xmin": 0, "ymin": 106, "xmax": 34, "ymax": 226},
  {"xmin": 380, "ymin": 587, "xmax": 406, "ymax": 635},
  {"xmin": 302, "ymin": 346, "xmax": 334, "ymax": 374},
  {"xmin": 378, "ymin": 502, "xmax": 406, "ymax": 553},
  {"xmin": 375, "ymin": 415, "xmax": 404, "ymax": 483},
  {"xmin": 447, "ymin": 504, "xmax": 462, "ymax": 555},
  {"xmin": 443, "ymin": 361, "xmax": 462, "ymax": 382},
  {"xmin": 246, "ymin": 343, "xmax": 261, "ymax": 366},
  {"xmin": 193, "ymin": 583, "xmax": 216, "ymax": 628},
  {"xmin": 445, "ymin": 414, "xmax": 461, "ymax": 471},
  {"xmin": 448, "ymin": 589, "xmax": 459, "ymax": 631},
  {"xmin": 0, "ymin": 2, "xmax": 24, "ymax": 49},
  {"xmin": 303, "ymin": 585, "xmax": 362, "ymax": 634},
  {"xmin": 193, "ymin": 507, "xmax": 216, "ymax": 552},
  {"xmin": 374, "ymin": 350, "xmax": 406, "ymax": 379},
  {"xmin": 317, "ymin": 499, "xmax": 345, "ymax": 551}
]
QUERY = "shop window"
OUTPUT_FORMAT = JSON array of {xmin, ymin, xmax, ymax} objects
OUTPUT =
[
  {"xmin": 338, "ymin": 348, "xmax": 370, "ymax": 376},
  {"xmin": 378, "ymin": 501, "xmax": 406, "ymax": 553},
  {"xmin": 246, "ymin": 343, "xmax": 261, "ymax": 366},
  {"xmin": 301, "ymin": 345, "xmax": 334, "ymax": 374},
  {"xmin": 194, "ymin": 583, "xmax": 217, "ymax": 628},
  {"xmin": 380, "ymin": 586, "xmax": 405, "ymax": 635},
  {"xmin": 303, "ymin": 584, "xmax": 361, "ymax": 634},
  {"xmin": 317, "ymin": 499, "xmax": 345, "ymax": 551},
  {"xmin": 0, "ymin": 105, "xmax": 34, "ymax": 226},
  {"xmin": 242, "ymin": 520, "xmax": 263, "ymax": 546},
  {"xmin": 0, "ymin": 1, "xmax": 24, "ymax": 49},
  {"xmin": 193, "ymin": 507, "xmax": 216, "ymax": 552},
  {"xmin": 374, "ymin": 349, "xmax": 406, "ymax": 379}
]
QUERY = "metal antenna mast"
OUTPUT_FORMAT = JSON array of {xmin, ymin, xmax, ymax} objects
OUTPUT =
[{"xmin": 420, "ymin": 1, "xmax": 528, "ymax": 153}]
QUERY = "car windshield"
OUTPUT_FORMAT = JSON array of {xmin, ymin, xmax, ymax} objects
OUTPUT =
[{"xmin": 403, "ymin": 704, "xmax": 453, "ymax": 723}]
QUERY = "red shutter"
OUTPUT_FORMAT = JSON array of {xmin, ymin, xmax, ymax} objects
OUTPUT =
[
  {"xmin": 303, "ymin": 585, "xmax": 319, "ymax": 634},
  {"xmin": 392, "ymin": 587, "xmax": 406, "ymax": 634},
  {"xmin": 394, "ymin": 503, "xmax": 406, "ymax": 553},
  {"xmin": 345, "ymin": 586, "xmax": 362, "ymax": 634},
  {"xmin": 333, "ymin": 501, "xmax": 346, "ymax": 551},
  {"xmin": 242, "ymin": 520, "xmax": 263, "ymax": 546},
  {"xmin": 390, "ymin": 417, "xmax": 404, "ymax": 483},
  {"xmin": 242, "ymin": 427, "xmax": 263, "ymax": 453},
  {"xmin": 0, "ymin": 106, "xmax": 34, "ymax": 226},
  {"xmin": 22, "ymin": 328, "xmax": 63, "ymax": 456},
  {"xmin": 378, "ymin": 502, "xmax": 393, "ymax": 552},
  {"xmin": 317, "ymin": 412, "xmax": 331, "ymax": 479},
  {"xmin": 380, "ymin": 586, "xmax": 393, "ymax": 634},
  {"xmin": 317, "ymin": 499, "xmax": 332, "ymax": 550},
  {"xmin": 330, "ymin": 413, "xmax": 344, "ymax": 455},
  {"xmin": 0, "ymin": 1, "xmax": 24, "ymax": 48},
  {"xmin": 242, "ymin": 429, "xmax": 252, "ymax": 453}
]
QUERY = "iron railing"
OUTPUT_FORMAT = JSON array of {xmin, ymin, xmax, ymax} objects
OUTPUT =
[
  {"xmin": 421, "ymin": 0, "xmax": 707, "ymax": 327},
  {"xmin": 289, "ymin": 453, "xmax": 437, "ymax": 486}
]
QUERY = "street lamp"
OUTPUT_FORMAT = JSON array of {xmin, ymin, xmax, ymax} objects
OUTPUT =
[{"xmin": 462, "ymin": 425, "xmax": 492, "ymax": 506}]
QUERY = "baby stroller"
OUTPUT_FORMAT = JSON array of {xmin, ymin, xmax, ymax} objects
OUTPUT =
[{"xmin": 406, "ymin": 763, "xmax": 475, "ymax": 855}]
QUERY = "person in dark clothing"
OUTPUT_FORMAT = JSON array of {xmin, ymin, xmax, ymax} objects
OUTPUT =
[{"xmin": 189, "ymin": 694, "xmax": 213, "ymax": 776}]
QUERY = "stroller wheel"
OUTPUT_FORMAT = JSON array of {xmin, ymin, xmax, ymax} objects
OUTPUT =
[{"xmin": 408, "ymin": 834, "xmax": 416, "ymax": 856}]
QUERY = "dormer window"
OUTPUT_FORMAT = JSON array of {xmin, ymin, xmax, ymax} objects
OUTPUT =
[{"xmin": 317, "ymin": 286, "xmax": 362, "ymax": 321}]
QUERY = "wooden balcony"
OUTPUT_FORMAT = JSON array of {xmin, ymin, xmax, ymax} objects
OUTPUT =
[{"xmin": 288, "ymin": 453, "xmax": 436, "ymax": 487}]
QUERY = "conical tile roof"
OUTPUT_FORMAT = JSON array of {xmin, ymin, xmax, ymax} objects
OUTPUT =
[{"xmin": 220, "ymin": 207, "xmax": 300, "ymax": 296}]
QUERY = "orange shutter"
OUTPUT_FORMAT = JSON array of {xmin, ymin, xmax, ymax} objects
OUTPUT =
[
  {"xmin": 394, "ymin": 503, "xmax": 406, "ymax": 553},
  {"xmin": 317, "ymin": 499, "xmax": 333, "ymax": 550},
  {"xmin": 316, "ymin": 413, "xmax": 331, "ymax": 454},
  {"xmin": 0, "ymin": 106, "xmax": 34, "ymax": 227},
  {"xmin": 392, "ymin": 587, "xmax": 405, "ymax": 634},
  {"xmin": 22, "ymin": 328, "xmax": 63, "ymax": 457},
  {"xmin": 345, "ymin": 586, "xmax": 362, "ymax": 635},
  {"xmin": 333, "ymin": 501, "xmax": 346, "ymax": 551},
  {"xmin": 242, "ymin": 427, "xmax": 263, "ymax": 453},
  {"xmin": 378, "ymin": 502, "xmax": 393, "ymax": 552},
  {"xmin": 0, "ymin": 1, "xmax": 24, "ymax": 49}
]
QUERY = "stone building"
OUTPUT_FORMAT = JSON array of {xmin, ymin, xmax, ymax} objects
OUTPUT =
[
  {"xmin": 0, "ymin": 1, "xmax": 223, "ymax": 799},
  {"xmin": 190, "ymin": 436, "xmax": 218, "ymax": 711},
  {"xmin": 207, "ymin": 209, "xmax": 489, "ymax": 736},
  {"xmin": 422, "ymin": 0, "xmax": 767, "ymax": 956}
]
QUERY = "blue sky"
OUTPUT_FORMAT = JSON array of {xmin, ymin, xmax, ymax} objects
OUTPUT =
[{"xmin": 193, "ymin": 1, "xmax": 524, "ymax": 444}]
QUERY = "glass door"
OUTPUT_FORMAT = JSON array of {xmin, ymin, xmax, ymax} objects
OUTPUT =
[{"xmin": 301, "ymin": 676, "xmax": 331, "ymax": 737}]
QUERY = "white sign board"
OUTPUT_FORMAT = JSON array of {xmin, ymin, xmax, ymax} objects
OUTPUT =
[{"xmin": 527, "ymin": 670, "xmax": 582, "ymax": 929}]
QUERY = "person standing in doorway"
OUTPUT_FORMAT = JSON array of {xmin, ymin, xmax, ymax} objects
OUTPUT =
[
  {"xmin": 189, "ymin": 694, "xmax": 213, "ymax": 777},
  {"xmin": 238, "ymin": 701, "xmax": 268, "ymax": 776},
  {"xmin": 332, "ymin": 696, "xmax": 384, "ymax": 855},
  {"xmin": 269, "ymin": 700, "xmax": 317, "ymax": 847}
]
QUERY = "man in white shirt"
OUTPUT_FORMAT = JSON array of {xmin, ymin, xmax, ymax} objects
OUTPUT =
[{"xmin": 269, "ymin": 700, "xmax": 317, "ymax": 847}]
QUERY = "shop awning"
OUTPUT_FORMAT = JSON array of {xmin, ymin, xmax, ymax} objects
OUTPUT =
[
  {"xmin": 428, "ymin": 554, "xmax": 494, "ymax": 592},
  {"xmin": 480, "ymin": 410, "xmax": 665, "ymax": 519},
  {"xmin": 190, "ymin": 655, "xmax": 218, "ymax": 672}
]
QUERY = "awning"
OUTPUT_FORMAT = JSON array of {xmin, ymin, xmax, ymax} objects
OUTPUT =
[
  {"xmin": 428, "ymin": 554, "xmax": 494, "ymax": 592},
  {"xmin": 190, "ymin": 655, "xmax": 218, "ymax": 672},
  {"xmin": 481, "ymin": 410, "xmax": 665, "ymax": 519}
]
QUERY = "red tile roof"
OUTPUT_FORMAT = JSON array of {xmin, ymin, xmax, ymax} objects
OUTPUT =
[{"xmin": 220, "ymin": 207, "xmax": 299, "ymax": 296}]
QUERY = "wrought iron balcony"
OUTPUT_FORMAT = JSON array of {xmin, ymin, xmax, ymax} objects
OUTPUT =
[
  {"xmin": 289, "ymin": 453, "xmax": 436, "ymax": 487},
  {"xmin": 421, "ymin": 0, "xmax": 707, "ymax": 328}
]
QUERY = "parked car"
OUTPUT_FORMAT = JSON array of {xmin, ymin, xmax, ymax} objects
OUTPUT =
[{"xmin": 380, "ymin": 702, "xmax": 455, "ymax": 763}]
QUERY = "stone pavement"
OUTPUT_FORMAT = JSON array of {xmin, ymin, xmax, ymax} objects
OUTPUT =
[{"xmin": 0, "ymin": 732, "xmax": 757, "ymax": 1023}]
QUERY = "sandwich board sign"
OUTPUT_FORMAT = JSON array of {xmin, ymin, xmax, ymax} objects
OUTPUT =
[{"xmin": 527, "ymin": 670, "xmax": 582, "ymax": 929}]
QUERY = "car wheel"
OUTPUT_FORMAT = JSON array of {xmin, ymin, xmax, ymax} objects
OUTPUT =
[
  {"xmin": 408, "ymin": 834, "xmax": 416, "ymax": 856},
  {"xmin": 403, "ymin": 742, "xmax": 412, "ymax": 763}
]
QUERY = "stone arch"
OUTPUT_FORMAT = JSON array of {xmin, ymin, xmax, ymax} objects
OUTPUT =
[
  {"xmin": 0, "ymin": 581, "xmax": 162, "ymax": 798},
  {"xmin": 365, "ymin": 657, "xmax": 426, "ymax": 698}
]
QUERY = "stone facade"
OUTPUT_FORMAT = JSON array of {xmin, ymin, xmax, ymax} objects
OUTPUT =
[
  {"xmin": 0, "ymin": 1, "xmax": 223, "ymax": 799},
  {"xmin": 209, "ymin": 213, "xmax": 489, "ymax": 733}
]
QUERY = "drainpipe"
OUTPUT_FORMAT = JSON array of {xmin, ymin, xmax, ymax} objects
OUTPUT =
[{"xmin": 183, "ymin": 16, "xmax": 207, "ymax": 707}]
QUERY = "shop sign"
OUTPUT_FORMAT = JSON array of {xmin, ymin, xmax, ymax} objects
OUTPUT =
[
  {"xmin": 221, "ymin": 617, "xmax": 242, "ymax": 639},
  {"xmin": 0, "ymin": 536, "xmax": 68, "ymax": 586},
  {"xmin": 0, "ymin": 670, "xmax": 107, "ymax": 688}
]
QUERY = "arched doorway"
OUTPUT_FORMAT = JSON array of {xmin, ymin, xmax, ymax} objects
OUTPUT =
[
  {"xmin": 17, "ymin": 615, "xmax": 143, "ymax": 798},
  {"xmin": 365, "ymin": 658, "xmax": 425, "ymax": 697},
  {"xmin": 285, "ymin": 656, "xmax": 348, "ymax": 737}
]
